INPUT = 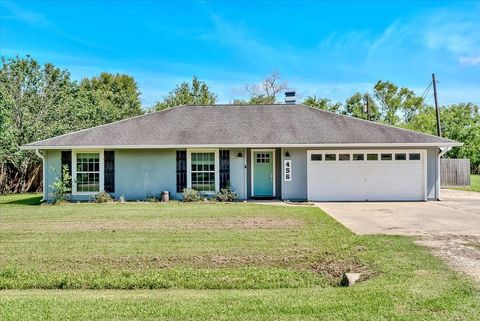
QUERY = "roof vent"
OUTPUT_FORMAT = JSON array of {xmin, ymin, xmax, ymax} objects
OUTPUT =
[{"xmin": 285, "ymin": 91, "xmax": 296, "ymax": 104}]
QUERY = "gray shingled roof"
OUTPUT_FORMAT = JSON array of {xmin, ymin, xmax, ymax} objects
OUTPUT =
[{"xmin": 23, "ymin": 104, "xmax": 459, "ymax": 148}]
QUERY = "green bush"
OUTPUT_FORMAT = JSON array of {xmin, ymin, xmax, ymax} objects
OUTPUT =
[
  {"xmin": 49, "ymin": 165, "xmax": 71, "ymax": 204},
  {"xmin": 145, "ymin": 193, "xmax": 160, "ymax": 202},
  {"xmin": 92, "ymin": 192, "xmax": 113, "ymax": 203},
  {"xmin": 215, "ymin": 186, "xmax": 238, "ymax": 202},
  {"xmin": 182, "ymin": 189, "xmax": 204, "ymax": 202}
]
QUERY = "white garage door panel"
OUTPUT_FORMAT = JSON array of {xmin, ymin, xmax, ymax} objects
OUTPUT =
[{"xmin": 307, "ymin": 150, "xmax": 425, "ymax": 201}]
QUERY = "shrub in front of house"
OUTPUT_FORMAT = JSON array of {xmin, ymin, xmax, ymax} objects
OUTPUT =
[
  {"xmin": 182, "ymin": 189, "xmax": 204, "ymax": 202},
  {"xmin": 215, "ymin": 186, "xmax": 238, "ymax": 202},
  {"xmin": 50, "ymin": 165, "xmax": 71, "ymax": 204},
  {"xmin": 145, "ymin": 193, "xmax": 161, "ymax": 202},
  {"xmin": 92, "ymin": 192, "xmax": 113, "ymax": 203}
]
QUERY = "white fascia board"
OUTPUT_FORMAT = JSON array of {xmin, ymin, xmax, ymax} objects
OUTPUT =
[{"xmin": 21, "ymin": 142, "xmax": 463, "ymax": 150}]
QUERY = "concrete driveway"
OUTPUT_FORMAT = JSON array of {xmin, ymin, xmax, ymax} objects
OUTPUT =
[
  {"xmin": 316, "ymin": 189, "xmax": 480, "ymax": 282},
  {"xmin": 316, "ymin": 189, "xmax": 480, "ymax": 236}
]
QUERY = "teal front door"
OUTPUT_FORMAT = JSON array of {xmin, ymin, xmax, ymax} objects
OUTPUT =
[{"xmin": 253, "ymin": 151, "xmax": 274, "ymax": 197}]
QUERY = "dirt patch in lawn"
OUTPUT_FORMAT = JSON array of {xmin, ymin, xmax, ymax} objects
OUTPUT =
[
  {"xmin": 416, "ymin": 235, "xmax": 480, "ymax": 283},
  {"xmin": 23, "ymin": 252, "xmax": 375, "ymax": 285},
  {"xmin": 1, "ymin": 217, "xmax": 303, "ymax": 231},
  {"xmin": 310, "ymin": 258, "xmax": 373, "ymax": 285},
  {"xmin": 37, "ymin": 253, "xmax": 308, "ymax": 271}
]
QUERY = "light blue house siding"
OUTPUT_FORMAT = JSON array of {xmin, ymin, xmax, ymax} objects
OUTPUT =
[
  {"xmin": 43, "ymin": 148, "xmax": 247, "ymax": 202},
  {"xmin": 44, "ymin": 149, "xmax": 62, "ymax": 200},
  {"xmin": 280, "ymin": 146, "xmax": 439, "ymax": 201},
  {"xmin": 114, "ymin": 149, "xmax": 177, "ymax": 200}
]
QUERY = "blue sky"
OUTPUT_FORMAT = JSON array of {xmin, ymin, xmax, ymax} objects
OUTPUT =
[{"xmin": 1, "ymin": 1, "xmax": 479, "ymax": 107}]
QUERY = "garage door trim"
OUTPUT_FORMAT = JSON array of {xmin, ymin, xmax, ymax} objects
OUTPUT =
[{"xmin": 306, "ymin": 149, "xmax": 427, "ymax": 201}]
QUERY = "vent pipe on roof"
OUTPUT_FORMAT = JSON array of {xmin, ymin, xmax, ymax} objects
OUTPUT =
[{"xmin": 285, "ymin": 91, "xmax": 296, "ymax": 104}]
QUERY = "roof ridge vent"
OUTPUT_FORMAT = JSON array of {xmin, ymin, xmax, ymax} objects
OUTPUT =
[{"xmin": 285, "ymin": 91, "xmax": 296, "ymax": 104}]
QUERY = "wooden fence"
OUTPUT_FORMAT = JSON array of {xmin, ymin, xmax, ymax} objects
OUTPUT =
[{"xmin": 441, "ymin": 159, "xmax": 471, "ymax": 187}]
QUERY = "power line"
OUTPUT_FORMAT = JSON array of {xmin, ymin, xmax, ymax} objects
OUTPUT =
[{"xmin": 413, "ymin": 81, "xmax": 433, "ymax": 110}]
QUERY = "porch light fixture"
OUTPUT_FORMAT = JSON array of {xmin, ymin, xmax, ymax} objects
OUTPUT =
[
  {"xmin": 285, "ymin": 151, "xmax": 290, "ymax": 157},
  {"xmin": 237, "ymin": 152, "xmax": 243, "ymax": 158}
]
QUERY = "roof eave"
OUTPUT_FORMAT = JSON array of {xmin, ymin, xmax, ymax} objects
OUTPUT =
[{"xmin": 21, "ymin": 142, "xmax": 463, "ymax": 150}]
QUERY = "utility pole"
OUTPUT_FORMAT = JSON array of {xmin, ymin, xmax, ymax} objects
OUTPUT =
[
  {"xmin": 364, "ymin": 94, "xmax": 371, "ymax": 121},
  {"xmin": 432, "ymin": 73, "xmax": 441, "ymax": 137}
]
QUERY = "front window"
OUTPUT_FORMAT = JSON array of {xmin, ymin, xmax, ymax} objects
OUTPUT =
[
  {"xmin": 191, "ymin": 152, "xmax": 215, "ymax": 192},
  {"xmin": 76, "ymin": 153, "xmax": 100, "ymax": 192}
]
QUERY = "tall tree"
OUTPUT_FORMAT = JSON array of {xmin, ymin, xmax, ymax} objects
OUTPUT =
[
  {"xmin": 441, "ymin": 103, "xmax": 480, "ymax": 172},
  {"xmin": 0, "ymin": 56, "xmax": 146, "ymax": 193},
  {"xmin": 404, "ymin": 103, "xmax": 480, "ymax": 172},
  {"xmin": 343, "ymin": 92, "xmax": 379, "ymax": 121},
  {"xmin": 153, "ymin": 76, "xmax": 217, "ymax": 111},
  {"xmin": 303, "ymin": 96, "xmax": 342, "ymax": 113},
  {"xmin": 233, "ymin": 71, "xmax": 287, "ymax": 104},
  {"xmin": 373, "ymin": 81, "xmax": 423, "ymax": 125},
  {"xmin": 0, "ymin": 56, "xmax": 76, "ymax": 192},
  {"xmin": 75, "ymin": 73, "xmax": 143, "ymax": 128},
  {"xmin": 247, "ymin": 71, "xmax": 287, "ymax": 104}
]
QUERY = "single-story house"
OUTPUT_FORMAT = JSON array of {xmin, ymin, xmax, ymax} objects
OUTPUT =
[{"xmin": 22, "ymin": 103, "xmax": 461, "ymax": 202}]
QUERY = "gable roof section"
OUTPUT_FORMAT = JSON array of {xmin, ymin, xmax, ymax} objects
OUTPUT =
[{"xmin": 23, "ymin": 104, "xmax": 460, "ymax": 149}]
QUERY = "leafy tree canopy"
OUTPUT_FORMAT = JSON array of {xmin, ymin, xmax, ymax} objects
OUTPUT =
[
  {"xmin": 343, "ymin": 92, "xmax": 380, "ymax": 121},
  {"xmin": 303, "ymin": 96, "xmax": 342, "ymax": 113},
  {"xmin": 153, "ymin": 76, "xmax": 217, "ymax": 111},
  {"xmin": 76, "ymin": 72, "xmax": 143, "ymax": 127},
  {"xmin": 0, "ymin": 56, "xmax": 144, "ymax": 192}
]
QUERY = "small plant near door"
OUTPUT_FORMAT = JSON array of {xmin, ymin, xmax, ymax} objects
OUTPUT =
[
  {"xmin": 50, "ymin": 165, "xmax": 71, "ymax": 204},
  {"xmin": 91, "ymin": 192, "xmax": 113, "ymax": 203},
  {"xmin": 182, "ymin": 188, "xmax": 204, "ymax": 202},
  {"xmin": 215, "ymin": 186, "xmax": 238, "ymax": 202}
]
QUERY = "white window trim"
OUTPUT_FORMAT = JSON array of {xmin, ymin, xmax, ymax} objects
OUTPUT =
[
  {"xmin": 72, "ymin": 149, "xmax": 105, "ymax": 196},
  {"xmin": 186, "ymin": 149, "xmax": 220, "ymax": 194},
  {"xmin": 251, "ymin": 149, "xmax": 276, "ymax": 197}
]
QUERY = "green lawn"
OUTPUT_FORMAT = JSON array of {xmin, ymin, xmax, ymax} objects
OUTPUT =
[
  {"xmin": 1, "ymin": 193, "xmax": 479, "ymax": 320},
  {"xmin": 450, "ymin": 174, "xmax": 480, "ymax": 193}
]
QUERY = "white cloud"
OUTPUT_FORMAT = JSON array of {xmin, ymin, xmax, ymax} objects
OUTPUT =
[
  {"xmin": 1, "ymin": 0, "xmax": 50, "ymax": 27},
  {"xmin": 369, "ymin": 7, "xmax": 480, "ymax": 67},
  {"xmin": 459, "ymin": 56, "xmax": 480, "ymax": 66}
]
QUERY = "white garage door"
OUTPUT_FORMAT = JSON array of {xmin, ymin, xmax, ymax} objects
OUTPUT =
[{"xmin": 307, "ymin": 150, "xmax": 426, "ymax": 201}]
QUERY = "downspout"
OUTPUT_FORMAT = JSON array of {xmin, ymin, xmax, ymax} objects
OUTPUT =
[
  {"xmin": 35, "ymin": 149, "xmax": 46, "ymax": 201},
  {"xmin": 436, "ymin": 146, "xmax": 451, "ymax": 200},
  {"xmin": 280, "ymin": 147, "xmax": 284, "ymax": 200},
  {"xmin": 243, "ymin": 148, "xmax": 247, "ymax": 200}
]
